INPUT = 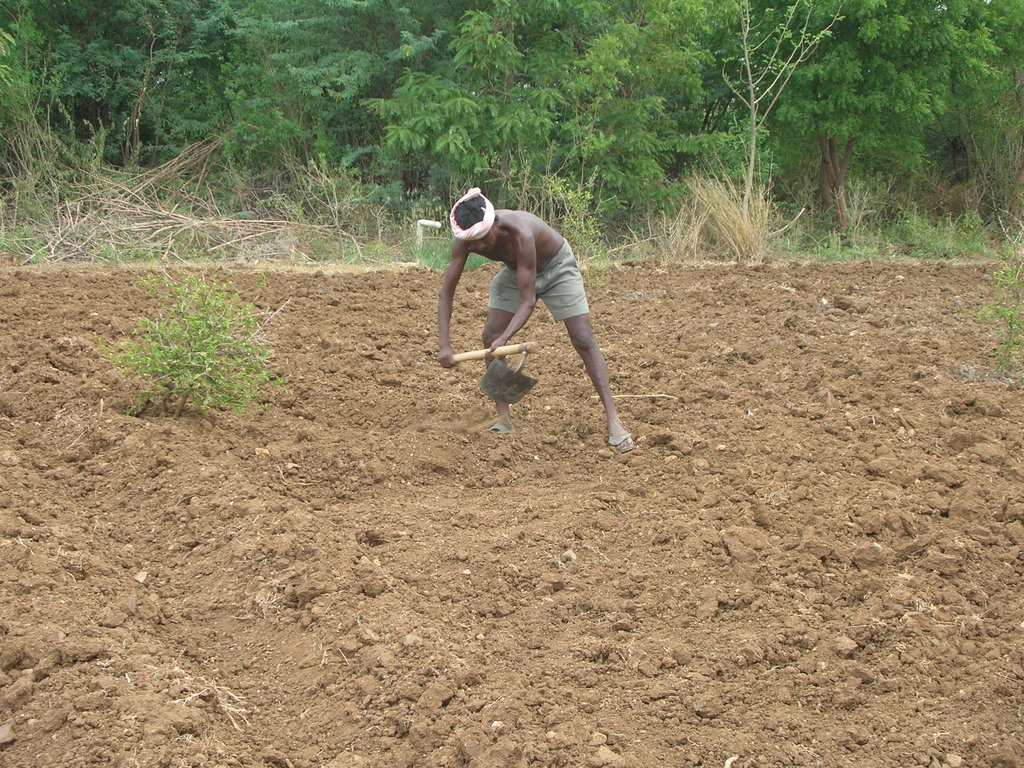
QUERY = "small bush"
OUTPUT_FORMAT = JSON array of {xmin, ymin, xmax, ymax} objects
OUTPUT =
[
  {"xmin": 980, "ymin": 255, "xmax": 1024, "ymax": 376},
  {"xmin": 543, "ymin": 175, "xmax": 605, "ymax": 265},
  {"xmin": 112, "ymin": 274, "xmax": 277, "ymax": 416},
  {"xmin": 687, "ymin": 175, "xmax": 772, "ymax": 262},
  {"xmin": 889, "ymin": 211, "xmax": 992, "ymax": 260}
]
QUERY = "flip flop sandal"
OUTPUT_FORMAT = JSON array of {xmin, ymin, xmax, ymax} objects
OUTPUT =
[{"xmin": 609, "ymin": 433, "xmax": 635, "ymax": 454}]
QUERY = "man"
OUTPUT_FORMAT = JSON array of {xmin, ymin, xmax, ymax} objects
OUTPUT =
[{"xmin": 436, "ymin": 187, "xmax": 634, "ymax": 453}]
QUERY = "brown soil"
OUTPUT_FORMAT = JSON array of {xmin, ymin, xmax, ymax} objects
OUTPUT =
[{"xmin": 1, "ymin": 261, "xmax": 1023, "ymax": 768}]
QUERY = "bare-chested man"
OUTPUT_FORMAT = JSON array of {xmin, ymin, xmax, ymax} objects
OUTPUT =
[{"xmin": 436, "ymin": 187, "xmax": 633, "ymax": 453}]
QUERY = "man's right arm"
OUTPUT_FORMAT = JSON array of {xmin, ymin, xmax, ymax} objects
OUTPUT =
[{"xmin": 437, "ymin": 247, "xmax": 468, "ymax": 367}]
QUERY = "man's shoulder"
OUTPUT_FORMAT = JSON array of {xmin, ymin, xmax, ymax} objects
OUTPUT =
[
  {"xmin": 498, "ymin": 209, "xmax": 551, "ymax": 234},
  {"xmin": 497, "ymin": 209, "xmax": 530, "ymax": 223}
]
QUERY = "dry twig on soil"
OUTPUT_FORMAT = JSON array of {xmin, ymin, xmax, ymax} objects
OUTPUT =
[{"xmin": 170, "ymin": 677, "xmax": 250, "ymax": 732}]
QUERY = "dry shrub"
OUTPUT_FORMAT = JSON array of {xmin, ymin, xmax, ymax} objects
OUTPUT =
[
  {"xmin": 687, "ymin": 175, "xmax": 773, "ymax": 263},
  {"xmin": 653, "ymin": 175, "xmax": 774, "ymax": 263},
  {"xmin": 3, "ymin": 140, "xmax": 368, "ymax": 263},
  {"xmin": 652, "ymin": 194, "xmax": 712, "ymax": 263},
  {"xmin": 289, "ymin": 157, "xmax": 389, "ymax": 240}
]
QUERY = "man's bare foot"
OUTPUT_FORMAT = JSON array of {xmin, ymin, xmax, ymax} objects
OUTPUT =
[{"xmin": 486, "ymin": 422, "xmax": 513, "ymax": 433}]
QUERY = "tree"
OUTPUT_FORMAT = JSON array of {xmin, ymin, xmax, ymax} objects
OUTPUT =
[
  {"xmin": 372, "ymin": 3, "xmax": 569, "ymax": 203},
  {"xmin": 774, "ymin": 0, "xmax": 979, "ymax": 231},
  {"xmin": 951, "ymin": 0, "xmax": 1024, "ymax": 223},
  {"xmin": 374, "ymin": 0, "xmax": 711, "ymax": 223},
  {"xmin": 559, "ymin": 0, "xmax": 710, "ymax": 219},
  {"xmin": 224, "ymin": 0, "xmax": 448, "ymax": 173},
  {"xmin": 2, "ymin": 0, "xmax": 235, "ymax": 164},
  {"xmin": 723, "ymin": 0, "xmax": 836, "ymax": 219}
]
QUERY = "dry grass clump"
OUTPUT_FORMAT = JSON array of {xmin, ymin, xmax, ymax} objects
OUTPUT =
[
  {"xmin": 652, "ymin": 175, "xmax": 776, "ymax": 263},
  {"xmin": 1, "ymin": 140, "xmax": 367, "ymax": 264},
  {"xmin": 688, "ymin": 175, "xmax": 772, "ymax": 263},
  {"xmin": 652, "ymin": 195, "xmax": 712, "ymax": 263}
]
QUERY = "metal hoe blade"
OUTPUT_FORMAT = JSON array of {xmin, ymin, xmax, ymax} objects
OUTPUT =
[{"xmin": 480, "ymin": 356, "xmax": 537, "ymax": 404}]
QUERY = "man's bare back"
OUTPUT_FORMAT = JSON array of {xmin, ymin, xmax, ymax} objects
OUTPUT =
[{"xmin": 454, "ymin": 210, "xmax": 566, "ymax": 273}]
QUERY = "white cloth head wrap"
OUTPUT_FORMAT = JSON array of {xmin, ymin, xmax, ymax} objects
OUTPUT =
[{"xmin": 449, "ymin": 187, "xmax": 495, "ymax": 240}]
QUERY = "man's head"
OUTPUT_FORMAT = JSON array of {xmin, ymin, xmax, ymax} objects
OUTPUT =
[
  {"xmin": 450, "ymin": 187, "xmax": 495, "ymax": 241},
  {"xmin": 453, "ymin": 195, "xmax": 487, "ymax": 230}
]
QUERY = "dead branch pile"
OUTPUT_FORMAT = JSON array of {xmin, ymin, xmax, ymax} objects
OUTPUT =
[{"xmin": 7, "ymin": 140, "xmax": 362, "ymax": 263}]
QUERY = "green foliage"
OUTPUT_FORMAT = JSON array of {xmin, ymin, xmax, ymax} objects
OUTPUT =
[
  {"xmin": 95, "ymin": 244, "xmax": 162, "ymax": 264},
  {"xmin": 946, "ymin": 0, "xmax": 1024, "ymax": 220},
  {"xmin": 812, "ymin": 236, "xmax": 877, "ymax": 264},
  {"xmin": 771, "ymin": 201, "xmax": 1002, "ymax": 264},
  {"xmin": 768, "ymin": 0, "xmax": 994, "ymax": 229},
  {"xmin": 542, "ymin": 175, "xmax": 604, "ymax": 262},
  {"xmin": 979, "ymin": 256, "xmax": 1024, "ymax": 375},
  {"xmin": 4, "ymin": 0, "xmax": 235, "ymax": 165},
  {"xmin": 888, "ymin": 211, "xmax": 992, "ymax": 260},
  {"xmin": 111, "ymin": 274, "xmax": 276, "ymax": 416},
  {"xmin": 374, "ymin": 0, "xmax": 711, "ymax": 226},
  {"xmin": 372, "ymin": 6, "xmax": 562, "ymax": 189},
  {"xmin": 775, "ymin": 0, "xmax": 960, "ymax": 162},
  {"xmin": 0, "ymin": 225, "xmax": 48, "ymax": 263},
  {"xmin": 1, "ymin": 0, "xmax": 1020, "ymax": 254},
  {"xmin": 223, "ymin": 0, "xmax": 445, "ymax": 172},
  {"xmin": 414, "ymin": 236, "xmax": 485, "ymax": 271},
  {"xmin": 414, "ymin": 238, "xmax": 451, "ymax": 271}
]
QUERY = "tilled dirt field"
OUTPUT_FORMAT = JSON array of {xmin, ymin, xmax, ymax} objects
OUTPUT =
[{"xmin": 1, "ymin": 260, "xmax": 1022, "ymax": 768}]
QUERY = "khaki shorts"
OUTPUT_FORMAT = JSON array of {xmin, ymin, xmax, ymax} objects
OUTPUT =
[{"xmin": 488, "ymin": 240, "xmax": 590, "ymax": 321}]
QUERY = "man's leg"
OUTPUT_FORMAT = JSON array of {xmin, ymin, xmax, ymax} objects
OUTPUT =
[
  {"xmin": 563, "ymin": 314, "xmax": 633, "ymax": 451},
  {"xmin": 483, "ymin": 308, "xmax": 515, "ymax": 432}
]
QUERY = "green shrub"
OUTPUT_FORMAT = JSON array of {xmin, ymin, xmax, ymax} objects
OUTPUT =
[
  {"xmin": 413, "ymin": 235, "xmax": 486, "ymax": 271},
  {"xmin": 544, "ymin": 175, "xmax": 605, "ymax": 265},
  {"xmin": 889, "ymin": 211, "xmax": 992, "ymax": 260},
  {"xmin": 980, "ymin": 255, "xmax": 1024, "ymax": 376},
  {"xmin": 111, "ymin": 274, "xmax": 277, "ymax": 416}
]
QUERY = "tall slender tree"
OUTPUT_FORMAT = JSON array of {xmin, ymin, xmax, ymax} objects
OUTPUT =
[{"xmin": 724, "ymin": 0, "xmax": 836, "ymax": 219}]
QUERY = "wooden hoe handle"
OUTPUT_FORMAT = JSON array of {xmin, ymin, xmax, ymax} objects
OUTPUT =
[{"xmin": 451, "ymin": 342, "xmax": 540, "ymax": 363}]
